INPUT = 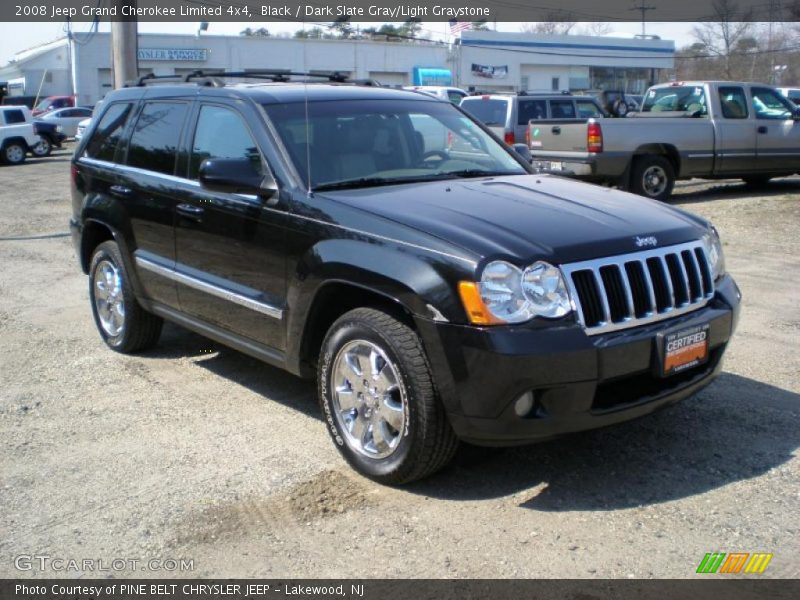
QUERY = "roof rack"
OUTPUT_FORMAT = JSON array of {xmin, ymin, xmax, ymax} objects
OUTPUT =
[{"xmin": 126, "ymin": 70, "xmax": 382, "ymax": 88}]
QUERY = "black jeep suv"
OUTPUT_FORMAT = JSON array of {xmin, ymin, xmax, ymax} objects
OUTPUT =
[{"xmin": 70, "ymin": 73, "xmax": 740, "ymax": 484}]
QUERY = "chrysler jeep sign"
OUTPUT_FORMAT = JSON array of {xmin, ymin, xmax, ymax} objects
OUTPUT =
[{"xmin": 137, "ymin": 48, "xmax": 208, "ymax": 61}]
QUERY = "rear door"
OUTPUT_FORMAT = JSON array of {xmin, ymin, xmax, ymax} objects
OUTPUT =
[
  {"xmin": 514, "ymin": 98, "xmax": 548, "ymax": 142},
  {"xmin": 715, "ymin": 85, "xmax": 756, "ymax": 175},
  {"xmin": 117, "ymin": 99, "xmax": 192, "ymax": 309},
  {"xmin": 751, "ymin": 86, "xmax": 800, "ymax": 173},
  {"xmin": 173, "ymin": 100, "xmax": 287, "ymax": 350}
]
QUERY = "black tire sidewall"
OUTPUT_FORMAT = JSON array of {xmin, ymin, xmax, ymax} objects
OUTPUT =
[
  {"xmin": 318, "ymin": 315, "xmax": 423, "ymax": 481},
  {"xmin": 88, "ymin": 241, "xmax": 134, "ymax": 351}
]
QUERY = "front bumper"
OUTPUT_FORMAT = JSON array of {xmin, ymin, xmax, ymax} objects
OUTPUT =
[{"xmin": 417, "ymin": 275, "xmax": 741, "ymax": 446}]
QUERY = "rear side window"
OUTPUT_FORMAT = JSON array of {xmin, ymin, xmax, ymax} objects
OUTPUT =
[
  {"xmin": 126, "ymin": 102, "xmax": 189, "ymax": 175},
  {"xmin": 189, "ymin": 105, "xmax": 262, "ymax": 179},
  {"xmin": 517, "ymin": 99, "xmax": 547, "ymax": 124},
  {"xmin": 3, "ymin": 109, "xmax": 25, "ymax": 124},
  {"xmin": 84, "ymin": 102, "xmax": 133, "ymax": 162},
  {"xmin": 576, "ymin": 99, "xmax": 603, "ymax": 118},
  {"xmin": 460, "ymin": 98, "xmax": 509, "ymax": 126},
  {"xmin": 719, "ymin": 87, "xmax": 748, "ymax": 119},
  {"xmin": 551, "ymin": 100, "xmax": 577, "ymax": 119}
]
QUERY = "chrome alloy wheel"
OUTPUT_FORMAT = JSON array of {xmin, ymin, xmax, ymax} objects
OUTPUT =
[
  {"xmin": 642, "ymin": 165, "xmax": 668, "ymax": 197},
  {"xmin": 32, "ymin": 136, "xmax": 51, "ymax": 157},
  {"xmin": 331, "ymin": 340, "xmax": 407, "ymax": 459},
  {"xmin": 93, "ymin": 259, "xmax": 125, "ymax": 337}
]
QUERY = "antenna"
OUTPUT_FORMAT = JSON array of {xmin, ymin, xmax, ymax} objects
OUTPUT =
[{"xmin": 630, "ymin": 2, "xmax": 656, "ymax": 37}]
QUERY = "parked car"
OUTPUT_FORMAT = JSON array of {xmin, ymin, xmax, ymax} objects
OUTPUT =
[
  {"xmin": 460, "ymin": 92, "xmax": 607, "ymax": 145},
  {"xmin": 39, "ymin": 106, "xmax": 93, "ymax": 138},
  {"xmin": 74, "ymin": 117, "xmax": 91, "ymax": 141},
  {"xmin": 70, "ymin": 73, "xmax": 740, "ymax": 484},
  {"xmin": 31, "ymin": 119, "xmax": 67, "ymax": 157},
  {"xmin": 0, "ymin": 105, "xmax": 40, "ymax": 164},
  {"xmin": 778, "ymin": 87, "xmax": 800, "ymax": 105},
  {"xmin": 528, "ymin": 81, "xmax": 800, "ymax": 200},
  {"xmin": 403, "ymin": 86, "xmax": 468, "ymax": 104},
  {"xmin": 32, "ymin": 95, "xmax": 76, "ymax": 116}
]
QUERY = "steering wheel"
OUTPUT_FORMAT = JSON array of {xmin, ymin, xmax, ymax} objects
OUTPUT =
[{"xmin": 418, "ymin": 150, "xmax": 449, "ymax": 167}]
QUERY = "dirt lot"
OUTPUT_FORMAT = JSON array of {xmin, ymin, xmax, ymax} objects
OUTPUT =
[{"xmin": 1, "ymin": 144, "xmax": 798, "ymax": 579}]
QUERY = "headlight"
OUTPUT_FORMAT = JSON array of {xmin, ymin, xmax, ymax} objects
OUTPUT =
[
  {"xmin": 702, "ymin": 228, "xmax": 725, "ymax": 280},
  {"xmin": 459, "ymin": 260, "xmax": 571, "ymax": 325}
]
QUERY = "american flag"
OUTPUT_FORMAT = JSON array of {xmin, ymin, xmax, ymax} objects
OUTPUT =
[{"xmin": 449, "ymin": 20, "xmax": 471, "ymax": 35}]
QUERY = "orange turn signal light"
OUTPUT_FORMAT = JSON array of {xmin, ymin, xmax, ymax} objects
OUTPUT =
[{"xmin": 458, "ymin": 281, "xmax": 505, "ymax": 326}]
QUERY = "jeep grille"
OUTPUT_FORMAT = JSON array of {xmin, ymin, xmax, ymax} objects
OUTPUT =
[{"xmin": 561, "ymin": 241, "xmax": 714, "ymax": 335}]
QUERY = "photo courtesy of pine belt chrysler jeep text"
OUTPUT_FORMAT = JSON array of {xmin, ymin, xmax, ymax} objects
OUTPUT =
[{"xmin": 69, "ymin": 72, "xmax": 741, "ymax": 484}]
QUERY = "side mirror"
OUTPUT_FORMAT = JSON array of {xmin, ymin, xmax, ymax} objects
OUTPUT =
[
  {"xmin": 512, "ymin": 143, "xmax": 532, "ymax": 163},
  {"xmin": 199, "ymin": 158, "xmax": 276, "ymax": 197}
]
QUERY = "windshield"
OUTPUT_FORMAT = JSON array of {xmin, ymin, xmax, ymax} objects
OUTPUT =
[
  {"xmin": 459, "ymin": 98, "xmax": 509, "ymax": 126},
  {"xmin": 35, "ymin": 99, "xmax": 52, "ymax": 111},
  {"xmin": 642, "ymin": 86, "xmax": 707, "ymax": 115},
  {"xmin": 263, "ymin": 99, "xmax": 526, "ymax": 191}
]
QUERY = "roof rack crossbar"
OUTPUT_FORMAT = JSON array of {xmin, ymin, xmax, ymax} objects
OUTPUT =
[{"xmin": 125, "ymin": 70, "xmax": 380, "ymax": 88}]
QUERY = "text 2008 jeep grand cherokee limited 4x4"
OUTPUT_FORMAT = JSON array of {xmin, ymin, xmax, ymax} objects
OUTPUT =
[{"xmin": 70, "ymin": 72, "xmax": 741, "ymax": 484}]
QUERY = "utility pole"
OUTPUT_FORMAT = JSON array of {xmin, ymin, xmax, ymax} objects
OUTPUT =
[
  {"xmin": 630, "ymin": 2, "xmax": 656, "ymax": 37},
  {"xmin": 111, "ymin": 0, "xmax": 138, "ymax": 88}
]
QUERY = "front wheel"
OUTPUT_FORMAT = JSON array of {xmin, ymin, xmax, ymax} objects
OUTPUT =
[
  {"xmin": 31, "ymin": 135, "xmax": 52, "ymax": 157},
  {"xmin": 89, "ymin": 241, "xmax": 163, "ymax": 353},
  {"xmin": 629, "ymin": 155, "xmax": 675, "ymax": 201},
  {"xmin": 318, "ymin": 308, "xmax": 458, "ymax": 484}
]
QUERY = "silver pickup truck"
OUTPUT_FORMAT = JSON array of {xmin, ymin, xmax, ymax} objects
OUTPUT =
[{"xmin": 528, "ymin": 81, "xmax": 800, "ymax": 200}]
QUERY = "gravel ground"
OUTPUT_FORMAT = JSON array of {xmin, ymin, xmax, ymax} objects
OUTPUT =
[{"xmin": 1, "ymin": 145, "xmax": 798, "ymax": 579}]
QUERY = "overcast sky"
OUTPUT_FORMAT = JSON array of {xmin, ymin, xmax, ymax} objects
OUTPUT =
[{"xmin": 0, "ymin": 21, "xmax": 698, "ymax": 65}]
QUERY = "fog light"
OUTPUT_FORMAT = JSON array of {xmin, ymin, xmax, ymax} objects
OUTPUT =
[{"xmin": 513, "ymin": 391, "xmax": 534, "ymax": 417}]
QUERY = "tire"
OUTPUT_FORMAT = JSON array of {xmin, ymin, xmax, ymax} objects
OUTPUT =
[
  {"xmin": 742, "ymin": 176, "xmax": 771, "ymax": 188},
  {"xmin": 31, "ymin": 135, "xmax": 52, "ymax": 157},
  {"xmin": 629, "ymin": 155, "xmax": 675, "ymax": 201},
  {"xmin": 613, "ymin": 99, "xmax": 629, "ymax": 117},
  {"xmin": 3, "ymin": 142, "xmax": 27, "ymax": 165},
  {"xmin": 318, "ymin": 307, "xmax": 458, "ymax": 484},
  {"xmin": 89, "ymin": 240, "xmax": 163, "ymax": 353}
]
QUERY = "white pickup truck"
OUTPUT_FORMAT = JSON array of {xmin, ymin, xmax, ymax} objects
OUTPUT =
[
  {"xmin": 528, "ymin": 81, "xmax": 800, "ymax": 200},
  {"xmin": 0, "ymin": 105, "xmax": 41, "ymax": 165}
]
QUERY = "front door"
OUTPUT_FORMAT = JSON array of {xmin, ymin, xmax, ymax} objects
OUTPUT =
[
  {"xmin": 751, "ymin": 86, "xmax": 800, "ymax": 173},
  {"xmin": 173, "ymin": 102, "xmax": 288, "ymax": 350},
  {"xmin": 715, "ymin": 85, "xmax": 756, "ymax": 175}
]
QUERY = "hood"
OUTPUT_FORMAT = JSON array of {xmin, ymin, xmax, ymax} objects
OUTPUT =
[{"xmin": 318, "ymin": 174, "xmax": 708, "ymax": 265}]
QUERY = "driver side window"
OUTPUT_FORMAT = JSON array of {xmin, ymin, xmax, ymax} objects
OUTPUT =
[{"xmin": 189, "ymin": 105, "xmax": 262, "ymax": 179}]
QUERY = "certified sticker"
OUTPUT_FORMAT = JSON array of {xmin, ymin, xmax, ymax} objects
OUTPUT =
[{"xmin": 663, "ymin": 323, "xmax": 710, "ymax": 375}]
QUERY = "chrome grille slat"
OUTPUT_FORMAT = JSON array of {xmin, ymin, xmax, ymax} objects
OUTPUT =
[
  {"xmin": 561, "ymin": 240, "xmax": 714, "ymax": 336},
  {"xmin": 618, "ymin": 265, "xmax": 636, "ymax": 320}
]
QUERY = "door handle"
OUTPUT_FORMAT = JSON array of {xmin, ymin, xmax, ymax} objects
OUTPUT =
[
  {"xmin": 109, "ymin": 185, "xmax": 132, "ymax": 198},
  {"xmin": 757, "ymin": 126, "xmax": 768, "ymax": 134},
  {"xmin": 552, "ymin": 126, "xmax": 561, "ymax": 134},
  {"xmin": 176, "ymin": 203, "xmax": 205, "ymax": 221}
]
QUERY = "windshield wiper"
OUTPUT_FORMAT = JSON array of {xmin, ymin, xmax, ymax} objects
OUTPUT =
[
  {"xmin": 313, "ymin": 174, "xmax": 449, "ymax": 192},
  {"xmin": 440, "ymin": 169, "xmax": 519, "ymax": 179}
]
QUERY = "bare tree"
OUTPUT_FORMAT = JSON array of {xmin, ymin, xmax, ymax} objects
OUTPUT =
[
  {"xmin": 581, "ymin": 22, "xmax": 613, "ymax": 36},
  {"xmin": 691, "ymin": 0, "xmax": 754, "ymax": 79},
  {"xmin": 520, "ymin": 12, "xmax": 577, "ymax": 36}
]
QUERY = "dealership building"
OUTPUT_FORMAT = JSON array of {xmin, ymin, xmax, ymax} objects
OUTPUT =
[{"xmin": 0, "ymin": 30, "xmax": 673, "ymax": 106}]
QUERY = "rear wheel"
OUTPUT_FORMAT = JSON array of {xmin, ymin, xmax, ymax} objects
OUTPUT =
[
  {"xmin": 3, "ymin": 142, "xmax": 27, "ymax": 165},
  {"xmin": 89, "ymin": 241, "xmax": 163, "ymax": 353},
  {"xmin": 318, "ymin": 308, "xmax": 458, "ymax": 484},
  {"xmin": 629, "ymin": 155, "xmax": 675, "ymax": 201}
]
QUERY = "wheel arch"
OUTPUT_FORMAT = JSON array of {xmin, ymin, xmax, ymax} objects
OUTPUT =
[{"xmin": 632, "ymin": 144, "xmax": 681, "ymax": 174}]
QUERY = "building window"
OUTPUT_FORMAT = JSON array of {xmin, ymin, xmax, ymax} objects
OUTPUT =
[{"xmin": 551, "ymin": 77, "xmax": 560, "ymax": 91}]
